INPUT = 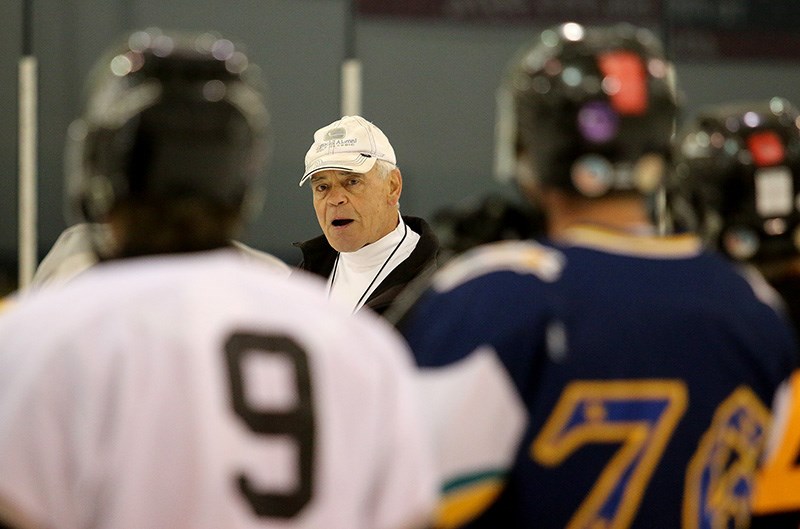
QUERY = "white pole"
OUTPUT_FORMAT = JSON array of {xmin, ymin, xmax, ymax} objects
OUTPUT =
[
  {"xmin": 340, "ymin": 0, "xmax": 361, "ymax": 116},
  {"xmin": 18, "ymin": 0, "xmax": 37, "ymax": 290},
  {"xmin": 341, "ymin": 58, "xmax": 362, "ymax": 117}
]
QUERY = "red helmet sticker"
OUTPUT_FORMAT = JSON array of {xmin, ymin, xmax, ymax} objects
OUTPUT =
[
  {"xmin": 747, "ymin": 130, "xmax": 785, "ymax": 167},
  {"xmin": 598, "ymin": 52, "xmax": 648, "ymax": 115}
]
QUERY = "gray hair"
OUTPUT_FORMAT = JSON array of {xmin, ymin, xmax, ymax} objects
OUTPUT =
[
  {"xmin": 374, "ymin": 159, "xmax": 398, "ymax": 180},
  {"xmin": 374, "ymin": 159, "xmax": 400, "ymax": 209}
]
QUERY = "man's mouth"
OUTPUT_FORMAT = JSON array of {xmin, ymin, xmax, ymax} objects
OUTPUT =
[{"xmin": 332, "ymin": 219, "xmax": 354, "ymax": 227}]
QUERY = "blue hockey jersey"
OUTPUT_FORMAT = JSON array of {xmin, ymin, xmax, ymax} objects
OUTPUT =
[{"xmin": 400, "ymin": 225, "xmax": 797, "ymax": 529}]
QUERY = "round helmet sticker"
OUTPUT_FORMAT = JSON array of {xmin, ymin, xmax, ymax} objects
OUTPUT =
[
  {"xmin": 571, "ymin": 154, "xmax": 614, "ymax": 197},
  {"xmin": 722, "ymin": 227, "xmax": 759, "ymax": 261},
  {"xmin": 577, "ymin": 101, "xmax": 619, "ymax": 144},
  {"xmin": 633, "ymin": 154, "xmax": 665, "ymax": 193}
]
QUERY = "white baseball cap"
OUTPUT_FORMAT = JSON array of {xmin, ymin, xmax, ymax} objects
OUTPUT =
[{"xmin": 299, "ymin": 115, "xmax": 397, "ymax": 186}]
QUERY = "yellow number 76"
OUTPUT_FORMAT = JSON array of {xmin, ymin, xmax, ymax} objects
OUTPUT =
[{"xmin": 532, "ymin": 380, "xmax": 769, "ymax": 529}]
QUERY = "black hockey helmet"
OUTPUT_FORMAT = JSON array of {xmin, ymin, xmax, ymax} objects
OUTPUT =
[
  {"xmin": 670, "ymin": 97, "xmax": 800, "ymax": 262},
  {"xmin": 495, "ymin": 22, "xmax": 680, "ymax": 197},
  {"xmin": 65, "ymin": 28, "xmax": 270, "ymax": 224}
]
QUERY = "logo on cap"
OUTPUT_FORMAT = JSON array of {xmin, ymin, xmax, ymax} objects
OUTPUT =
[{"xmin": 325, "ymin": 127, "xmax": 347, "ymax": 141}]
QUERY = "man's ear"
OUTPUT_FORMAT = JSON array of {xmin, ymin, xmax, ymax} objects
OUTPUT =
[{"xmin": 388, "ymin": 168, "xmax": 402, "ymax": 205}]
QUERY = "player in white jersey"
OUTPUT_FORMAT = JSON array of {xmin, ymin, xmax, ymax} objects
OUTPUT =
[{"xmin": 0, "ymin": 28, "xmax": 436, "ymax": 529}]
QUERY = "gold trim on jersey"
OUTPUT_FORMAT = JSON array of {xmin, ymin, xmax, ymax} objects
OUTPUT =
[
  {"xmin": 561, "ymin": 225, "xmax": 703, "ymax": 259},
  {"xmin": 436, "ymin": 474, "xmax": 505, "ymax": 529},
  {"xmin": 432, "ymin": 240, "xmax": 564, "ymax": 293}
]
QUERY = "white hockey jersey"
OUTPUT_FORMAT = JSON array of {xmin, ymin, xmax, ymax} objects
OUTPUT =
[
  {"xmin": 0, "ymin": 250, "xmax": 436, "ymax": 529},
  {"xmin": 30, "ymin": 223, "xmax": 291, "ymax": 288}
]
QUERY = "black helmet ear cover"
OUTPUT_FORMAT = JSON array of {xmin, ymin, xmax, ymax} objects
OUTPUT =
[
  {"xmin": 66, "ymin": 29, "xmax": 270, "ymax": 225},
  {"xmin": 505, "ymin": 22, "xmax": 680, "ymax": 197}
]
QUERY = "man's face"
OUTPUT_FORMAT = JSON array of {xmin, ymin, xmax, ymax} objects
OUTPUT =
[{"xmin": 310, "ymin": 165, "xmax": 402, "ymax": 253}]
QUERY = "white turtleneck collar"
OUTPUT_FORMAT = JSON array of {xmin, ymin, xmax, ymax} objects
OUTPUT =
[{"xmin": 328, "ymin": 213, "xmax": 420, "ymax": 313}]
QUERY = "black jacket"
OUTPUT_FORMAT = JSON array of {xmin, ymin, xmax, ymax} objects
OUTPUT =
[{"xmin": 293, "ymin": 216, "xmax": 440, "ymax": 317}]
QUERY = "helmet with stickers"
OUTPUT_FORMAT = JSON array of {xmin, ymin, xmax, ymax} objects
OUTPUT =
[
  {"xmin": 66, "ymin": 28, "xmax": 270, "ymax": 226},
  {"xmin": 670, "ymin": 97, "xmax": 800, "ymax": 263},
  {"xmin": 496, "ymin": 22, "xmax": 680, "ymax": 198}
]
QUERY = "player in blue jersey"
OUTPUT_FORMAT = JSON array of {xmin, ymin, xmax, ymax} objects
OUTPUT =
[
  {"xmin": 397, "ymin": 22, "xmax": 798, "ymax": 529},
  {"xmin": 667, "ymin": 98, "xmax": 800, "ymax": 527}
]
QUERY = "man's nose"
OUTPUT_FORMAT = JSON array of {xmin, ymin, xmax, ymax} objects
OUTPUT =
[{"xmin": 328, "ymin": 186, "xmax": 348, "ymax": 205}]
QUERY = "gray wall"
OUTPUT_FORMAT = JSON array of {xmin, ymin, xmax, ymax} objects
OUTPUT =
[{"xmin": 3, "ymin": 0, "xmax": 800, "ymax": 285}]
